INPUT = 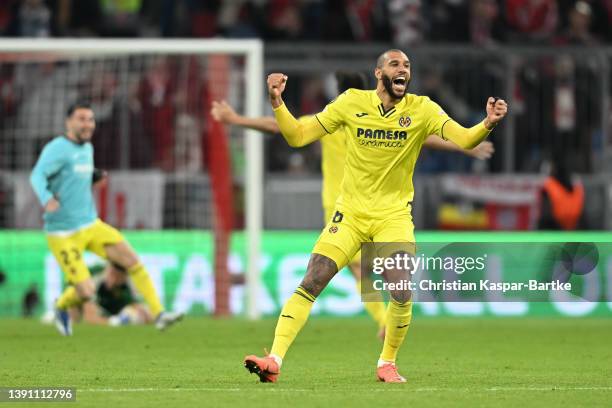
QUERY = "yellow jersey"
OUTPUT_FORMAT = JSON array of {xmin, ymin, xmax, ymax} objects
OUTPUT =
[
  {"xmin": 320, "ymin": 131, "xmax": 346, "ymax": 213},
  {"xmin": 315, "ymin": 89, "xmax": 450, "ymax": 217},
  {"xmin": 297, "ymin": 114, "xmax": 344, "ymax": 215}
]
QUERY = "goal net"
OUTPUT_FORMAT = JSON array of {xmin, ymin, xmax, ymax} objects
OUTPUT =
[{"xmin": 0, "ymin": 39, "xmax": 263, "ymax": 319}]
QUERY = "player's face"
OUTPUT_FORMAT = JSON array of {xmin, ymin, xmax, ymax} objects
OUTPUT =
[
  {"xmin": 376, "ymin": 52, "xmax": 411, "ymax": 100},
  {"xmin": 66, "ymin": 108, "xmax": 96, "ymax": 143}
]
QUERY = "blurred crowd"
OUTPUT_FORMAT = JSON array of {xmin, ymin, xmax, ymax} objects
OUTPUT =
[
  {"xmin": 0, "ymin": 0, "xmax": 609, "ymax": 177},
  {"xmin": 0, "ymin": 55, "xmax": 214, "ymax": 173},
  {"xmin": 270, "ymin": 50, "xmax": 601, "ymax": 175},
  {"xmin": 0, "ymin": 0, "xmax": 611, "ymax": 46}
]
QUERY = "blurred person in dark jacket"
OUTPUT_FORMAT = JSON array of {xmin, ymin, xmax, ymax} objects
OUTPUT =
[{"xmin": 23, "ymin": 284, "xmax": 40, "ymax": 317}]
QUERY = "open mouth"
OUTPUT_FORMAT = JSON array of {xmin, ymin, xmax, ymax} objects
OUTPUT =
[{"xmin": 392, "ymin": 76, "xmax": 407, "ymax": 93}]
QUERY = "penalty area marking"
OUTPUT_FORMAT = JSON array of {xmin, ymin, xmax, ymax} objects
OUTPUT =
[{"xmin": 80, "ymin": 386, "xmax": 612, "ymax": 393}]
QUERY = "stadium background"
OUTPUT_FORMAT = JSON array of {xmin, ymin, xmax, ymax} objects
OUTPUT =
[{"xmin": 1, "ymin": 0, "xmax": 612, "ymax": 320}]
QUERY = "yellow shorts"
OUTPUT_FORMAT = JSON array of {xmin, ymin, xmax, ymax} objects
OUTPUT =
[
  {"xmin": 313, "ymin": 205, "xmax": 415, "ymax": 270},
  {"xmin": 324, "ymin": 206, "xmax": 361, "ymax": 266},
  {"xmin": 47, "ymin": 219, "xmax": 124, "ymax": 284}
]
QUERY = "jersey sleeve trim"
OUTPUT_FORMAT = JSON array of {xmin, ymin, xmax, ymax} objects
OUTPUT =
[
  {"xmin": 439, "ymin": 118, "xmax": 452, "ymax": 140},
  {"xmin": 314, "ymin": 114, "xmax": 331, "ymax": 134}
]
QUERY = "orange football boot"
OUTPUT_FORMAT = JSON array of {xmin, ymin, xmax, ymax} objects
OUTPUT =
[
  {"xmin": 244, "ymin": 354, "xmax": 280, "ymax": 383},
  {"xmin": 377, "ymin": 363, "xmax": 406, "ymax": 383}
]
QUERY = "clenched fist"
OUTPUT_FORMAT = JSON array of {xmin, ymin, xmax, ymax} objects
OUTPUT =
[
  {"xmin": 267, "ymin": 73, "xmax": 288, "ymax": 108},
  {"xmin": 484, "ymin": 97, "xmax": 508, "ymax": 129}
]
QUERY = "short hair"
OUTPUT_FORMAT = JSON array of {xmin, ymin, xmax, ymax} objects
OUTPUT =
[
  {"xmin": 376, "ymin": 49, "xmax": 407, "ymax": 69},
  {"xmin": 66, "ymin": 101, "xmax": 92, "ymax": 118},
  {"xmin": 335, "ymin": 71, "xmax": 368, "ymax": 93}
]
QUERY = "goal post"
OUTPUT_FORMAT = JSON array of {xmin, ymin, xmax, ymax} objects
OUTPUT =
[
  {"xmin": 0, "ymin": 38, "xmax": 264, "ymax": 319},
  {"xmin": 244, "ymin": 42, "xmax": 264, "ymax": 320}
]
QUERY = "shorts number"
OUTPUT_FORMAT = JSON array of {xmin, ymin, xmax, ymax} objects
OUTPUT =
[
  {"xmin": 59, "ymin": 248, "xmax": 80, "ymax": 265},
  {"xmin": 333, "ymin": 211, "xmax": 344, "ymax": 223}
]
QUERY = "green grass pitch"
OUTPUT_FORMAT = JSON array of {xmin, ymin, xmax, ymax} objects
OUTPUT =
[{"xmin": 0, "ymin": 317, "xmax": 611, "ymax": 407}]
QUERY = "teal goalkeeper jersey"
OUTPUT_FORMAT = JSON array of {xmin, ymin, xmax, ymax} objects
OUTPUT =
[{"xmin": 30, "ymin": 136, "xmax": 97, "ymax": 232}]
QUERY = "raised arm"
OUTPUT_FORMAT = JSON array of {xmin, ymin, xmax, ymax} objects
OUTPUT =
[
  {"xmin": 268, "ymin": 73, "xmax": 328, "ymax": 147},
  {"xmin": 423, "ymin": 136, "xmax": 495, "ymax": 160},
  {"xmin": 440, "ymin": 97, "xmax": 508, "ymax": 149},
  {"xmin": 30, "ymin": 143, "xmax": 63, "ymax": 212},
  {"xmin": 211, "ymin": 100, "xmax": 280, "ymax": 134}
]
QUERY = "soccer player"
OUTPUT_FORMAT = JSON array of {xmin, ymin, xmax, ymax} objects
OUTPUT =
[
  {"xmin": 211, "ymin": 72, "xmax": 494, "ymax": 338},
  {"xmin": 244, "ymin": 50, "xmax": 507, "ymax": 383},
  {"xmin": 69, "ymin": 262, "xmax": 153, "ymax": 326},
  {"xmin": 30, "ymin": 102, "xmax": 183, "ymax": 336}
]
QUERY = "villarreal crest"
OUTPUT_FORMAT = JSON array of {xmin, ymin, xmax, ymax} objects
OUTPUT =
[{"xmin": 398, "ymin": 116, "xmax": 411, "ymax": 128}]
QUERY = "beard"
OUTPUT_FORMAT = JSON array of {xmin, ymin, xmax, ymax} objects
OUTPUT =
[
  {"xmin": 74, "ymin": 130, "xmax": 93, "ymax": 144},
  {"xmin": 382, "ymin": 73, "xmax": 410, "ymax": 100}
]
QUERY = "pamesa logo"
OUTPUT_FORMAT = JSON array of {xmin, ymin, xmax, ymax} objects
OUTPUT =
[
  {"xmin": 356, "ymin": 127, "xmax": 407, "ymax": 148},
  {"xmin": 356, "ymin": 127, "xmax": 407, "ymax": 140}
]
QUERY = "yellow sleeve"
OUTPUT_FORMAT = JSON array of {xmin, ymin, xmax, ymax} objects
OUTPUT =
[
  {"xmin": 424, "ymin": 98, "xmax": 491, "ymax": 149},
  {"xmin": 313, "ymin": 91, "xmax": 349, "ymax": 134},
  {"xmin": 424, "ymin": 97, "xmax": 451, "ymax": 136},
  {"xmin": 440, "ymin": 120, "xmax": 492, "ymax": 149},
  {"xmin": 273, "ymin": 104, "xmax": 328, "ymax": 147}
]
